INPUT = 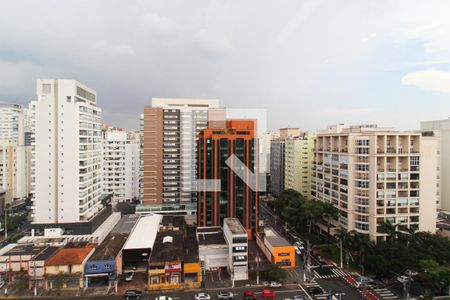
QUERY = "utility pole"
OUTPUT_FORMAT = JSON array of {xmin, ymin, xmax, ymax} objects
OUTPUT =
[
  {"xmin": 339, "ymin": 239, "xmax": 343, "ymax": 269},
  {"xmin": 256, "ymin": 255, "xmax": 261, "ymax": 285}
]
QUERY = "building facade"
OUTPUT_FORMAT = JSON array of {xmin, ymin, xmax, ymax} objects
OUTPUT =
[
  {"xmin": 284, "ymin": 132, "xmax": 315, "ymax": 199},
  {"xmin": 421, "ymin": 118, "xmax": 450, "ymax": 212},
  {"xmin": 312, "ymin": 124, "xmax": 437, "ymax": 242},
  {"xmin": 102, "ymin": 128, "xmax": 139, "ymax": 202},
  {"xmin": 197, "ymin": 120, "xmax": 259, "ymax": 237},
  {"xmin": 31, "ymin": 79, "xmax": 104, "ymax": 225},
  {"xmin": 0, "ymin": 103, "xmax": 24, "ymax": 142},
  {"xmin": 270, "ymin": 140, "xmax": 285, "ymax": 197},
  {"xmin": 140, "ymin": 99, "xmax": 219, "ymax": 209},
  {"xmin": 223, "ymin": 218, "xmax": 249, "ymax": 281}
]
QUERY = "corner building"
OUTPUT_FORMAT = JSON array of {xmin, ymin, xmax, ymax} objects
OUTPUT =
[{"xmin": 312, "ymin": 124, "xmax": 437, "ymax": 242}]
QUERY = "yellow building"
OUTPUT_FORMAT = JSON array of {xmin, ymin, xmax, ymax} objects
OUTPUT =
[
  {"xmin": 284, "ymin": 132, "xmax": 315, "ymax": 199},
  {"xmin": 256, "ymin": 228, "xmax": 295, "ymax": 269}
]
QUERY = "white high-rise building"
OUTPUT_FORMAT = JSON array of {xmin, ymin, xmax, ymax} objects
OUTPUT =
[
  {"xmin": 0, "ymin": 103, "xmax": 30, "ymax": 204},
  {"xmin": 312, "ymin": 124, "xmax": 437, "ymax": 242},
  {"xmin": 0, "ymin": 103, "xmax": 24, "ymax": 143},
  {"xmin": 102, "ymin": 128, "xmax": 140, "ymax": 202},
  {"xmin": 31, "ymin": 79, "xmax": 103, "ymax": 225},
  {"xmin": 421, "ymin": 118, "xmax": 450, "ymax": 212}
]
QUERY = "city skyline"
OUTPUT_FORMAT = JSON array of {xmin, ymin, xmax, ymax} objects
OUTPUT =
[{"xmin": 2, "ymin": 1, "xmax": 450, "ymax": 131}]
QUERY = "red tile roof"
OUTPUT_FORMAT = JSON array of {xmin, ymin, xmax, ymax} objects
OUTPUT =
[{"xmin": 46, "ymin": 245, "xmax": 95, "ymax": 266}]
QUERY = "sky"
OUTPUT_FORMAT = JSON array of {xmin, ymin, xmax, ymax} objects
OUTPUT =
[{"xmin": 1, "ymin": 0, "xmax": 450, "ymax": 131}]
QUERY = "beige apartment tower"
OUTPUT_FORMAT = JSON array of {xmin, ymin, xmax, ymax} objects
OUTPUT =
[{"xmin": 312, "ymin": 124, "xmax": 437, "ymax": 242}]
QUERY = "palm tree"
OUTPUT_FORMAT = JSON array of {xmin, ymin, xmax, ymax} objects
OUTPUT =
[
  {"xmin": 378, "ymin": 220, "xmax": 400, "ymax": 241},
  {"xmin": 321, "ymin": 202, "xmax": 339, "ymax": 242},
  {"xmin": 335, "ymin": 226, "xmax": 351, "ymax": 268},
  {"xmin": 303, "ymin": 200, "xmax": 324, "ymax": 234}
]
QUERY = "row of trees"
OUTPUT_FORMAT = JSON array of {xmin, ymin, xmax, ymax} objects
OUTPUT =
[
  {"xmin": 268, "ymin": 189, "xmax": 338, "ymax": 239},
  {"xmin": 269, "ymin": 189, "xmax": 450, "ymax": 292}
]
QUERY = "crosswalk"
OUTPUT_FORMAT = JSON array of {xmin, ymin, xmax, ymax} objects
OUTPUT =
[
  {"xmin": 372, "ymin": 287, "xmax": 398, "ymax": 299},
  {"xmin": 313, "ymin": 267, "xmax": 351, "ymax": 279},
  {"xmin": 304, "ymin": 280, "xmax": 329, "ymax": 300}
]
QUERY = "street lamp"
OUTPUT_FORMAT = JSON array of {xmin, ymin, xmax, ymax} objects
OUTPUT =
[{"xmin": 256, "ymin": 255, "xmax": 261, "ymax": 285}]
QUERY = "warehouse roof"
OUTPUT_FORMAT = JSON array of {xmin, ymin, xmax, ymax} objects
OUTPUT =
[
  {"xmin": 46, "ymin": 244, "xmax": 95, "ymax": 266},
  {"xmin": 123, "ymin": 214, "xmax": 162, "ymax": 250},
  {"xmin": 89, "ymin": 233, "xmax": 128, "ymax": 261}
]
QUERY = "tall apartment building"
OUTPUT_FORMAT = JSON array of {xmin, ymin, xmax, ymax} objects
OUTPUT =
[
  {"xmin": 284, "ymin": 132, "xmax": 315, "ymax": 199},
  {"xmin": 140, "ymin": 98, "xmax": 219, "ymax": 209},
  {"xmin": 197, "ymin": 120, "xmax": 259, "ymax": 237},
  {"xmin": 269, "ymin": 141, "xmax": 285, "ymax": 197},
  {"xmin": 31, "ymin": 79, "xmax": 105, "ymax": 229},
  {"xmin": 102, "ymin": 128, "xmax": 139, "ymax": 202},
  {"xmin": 262, "ymin": 131, "xmax": 279, "ymax": 174},
  {"xmin": 0, "ymin": 103, "xmax": 24, "ymax": 143},
  {"xmin": 0, "ymin": 103, "xmax": 30, "ymax": 205},
  {"xmin": 421, "ymin": 118, "xmax": 450, "ymax": 212},
  {"xmin": 312, "ymin": 124, "xmax": 437, "ymax": 242},
  {"xmin": 0, "ymin": 140, "xmax": 30, "ymax": 203}
]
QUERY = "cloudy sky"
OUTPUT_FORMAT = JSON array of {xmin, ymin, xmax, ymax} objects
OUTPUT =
[{"xmin": 1, "ymin": 0, "xmax": 450, "ymax": 131}]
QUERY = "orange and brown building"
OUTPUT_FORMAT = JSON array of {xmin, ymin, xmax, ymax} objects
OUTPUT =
[{"xmin": 197, "ymin": 120, "xmax": 259, "ymax": 237}]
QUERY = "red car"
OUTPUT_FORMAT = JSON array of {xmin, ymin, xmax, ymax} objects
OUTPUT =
[
  {"xmin": 243, "ymin": 291, "xmax": 257, "ymax": 299},
  {"xmin": 261, "ymin": 290, "xmax": 276, "ymax": 299}
]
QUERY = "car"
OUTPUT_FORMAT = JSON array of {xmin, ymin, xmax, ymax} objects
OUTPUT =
[
  {"xmin": 356, "ymin": 275, "xmax": 374, "ymax": 286},
  {"xmin": 125, "ymin": 271, "xmax": 134, "ymax": 281},
  {"xmin": 155, "ymin": 297, "xmax": 172, "ymax": 300},
  {"xmin": 243, "ymin": 291, "xmax": 257, "ymax": 299},
  {"xmin": 405, "ymin": 269, "xmax": 418, "ymax": 277},
  {"xmin": 262, "ymin": 281, "xmax": 270, "ymax": 286},
  {"xmin": 216, "ymin": 291, "xmax": 233, "ymax": 299},
  {"xmin": 284, "ymin": 296, "xmax": 305, "ymax": 300},
  {"xmin": 194, "ymin": 293, "xmax": 211, "ymax": 300},
  {"xmin": 295, "ymin": 248, "xmax": 302, "ymax": 255},
  {"xmin": 314, "ymin": 255, "xmax": 326, "ymax": 265},
  {"xmin": 124, "ymin": 290, "xmax": 142, "ymax": 299},
  {"xmin": 307, "ymin": 286, "xmax": 324, "ymax": 295},
  {"xmin": 261, "ymin": 289, "xmax": 276, "ymax": 299},
  {"xmin": 125, "ymin": 265, "xmax": 137, "ymax": 271},
  {"xmin": 270, "ymin": 281, "xmax": 282, "ymax": 288}
]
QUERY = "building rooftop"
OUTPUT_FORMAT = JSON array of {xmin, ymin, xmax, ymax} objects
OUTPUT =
[
  {"xmin": 123, "ymin": 214, "xmax": 162, "ymax": 250},
  {"xmin": 89, "ymin": 233, "xmax": 128, "ymax": 261},
  {"xmin": 197, "ymin": 226, "xmax": 222, "ymax": 233},
  {"xmin": 263, "ymin": 228, "xmax": 291, "ymax": 247},
  {"xmin": 197, "ymin": 231, "xmax": 226, "ymax": 246},
  {"xmin": 149, "ymin": 226, "xmax": 199, "ymax": 264},
  {"xmin": 33, "ymin": 247, "xmax": 60, "ymax": 261},
  {"xmin": 224, "ymin": 218, "xmax": 247, "ymax": 235},
  {"xmin": 2, "ymin": 244, "xmax": 47, "ymax": 257},
  {"xmin": 46, "ymin": 244, "xmax": 95, "ymax": 266},
  {"xmin": 112, "ymin": 214, "xmax": 140, "ymax": 234},
  {"xmin": 161, "ymin": 215, "xmax": 185, "ymax": 229}
]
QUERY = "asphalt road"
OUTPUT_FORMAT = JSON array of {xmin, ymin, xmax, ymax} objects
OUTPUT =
[{"xmin": 36, "ymin": 286, "xmax": 310, "ymax": 300}]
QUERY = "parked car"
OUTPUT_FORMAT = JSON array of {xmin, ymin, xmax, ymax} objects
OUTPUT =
[
  {"xmin": 397, "ymin": 275, "xmax": 411, "ymax": 283},
  {"xmin": 217, "ymin": 291, "xmax": 234, "ymax": 299},
  {"xmin": 307, "ymin": 286, "xmax": 324, "ymax": 295},
  {"xmin": 124, "ymin": 290, "xmax": 142, "ymax": 299},
  {"xmin": 243, "ymin": 291, "xmax": 257, "ymax": 299},
  {"xmin": 155, "ymin": 297, "xmax": 173, "ymax": 300},
  {"xmin": 295, "ymin": 248, "xmax": 302, "ymax": 255},
  {"xmin": 262, "ymin": 281, "xmax": 270, "ymax": 286},
  {"xmin": 356, "ymin": 275, "xmax": 374, "ymax": 287},
  {"xmin": 194, "ymin": 293, "xmax": 211, "ymax": 300},
  {"xmin": 125, "ymin": 271, "xmax": 134, "ymax": 281},
  {"xmin": 261, "ymin": 289, "xmax": 276, "ymax": 299},
  {"xmin": 270, "ymin": 281, "xmax": 282, "ymax": 288}
]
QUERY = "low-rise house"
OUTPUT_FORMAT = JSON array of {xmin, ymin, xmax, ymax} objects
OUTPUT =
[
  {"xmin": 28, "ymin": 246, "xmax": 60, "ymax": 289},
  {"xmin": 44, "ymin": 242, "xmax": 95, "ymax": 289},
  {"xmin": 197, "ymin": 227, "xmax": 228, "ymax": 271},
  {"xmin": 84, "ymin": 233, "xmax": 128, "ymax": 288},
  {"xmin": 148, "ymin": 220, "xmax": 201, "ymax": 290},
  {"xmin": 257, "ymin": 227, "xmax": 295, "ymax": 268},
  {"xmin": 0, "ymin": 244, "xmax": 48, "ymax": 279}
]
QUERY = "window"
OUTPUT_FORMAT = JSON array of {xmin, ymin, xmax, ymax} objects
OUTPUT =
[
  {"xmin": 90, "ymin": 265, "xmax": 98, "ymax": 271},
  {"xmin": 105, "ymin": 264, "xmax": 112, "ymax": 270}
]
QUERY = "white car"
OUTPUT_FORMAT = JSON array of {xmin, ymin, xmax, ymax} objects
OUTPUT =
[
  {"xmin": 125, "ymin": 271, "xmax": 134, "ymax": 281},
  {"xmin": 270, "ymin": 281, "xmax": 282, "ymax": 288},
  {"xmin": 194, "ymin": 293, "xmax": 211, "ymax": 300},
  {"xmin": 397, "ymin": 275, "xmax": 412, "ymax": 283},
  {"xmin": 155, "ymin": 297, "xmax": 173, "ymax": 300}
]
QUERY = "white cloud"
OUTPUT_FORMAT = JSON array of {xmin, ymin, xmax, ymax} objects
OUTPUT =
[
  {"xmin": 139, "ymin": 13, "xmax": 176, "ymax": 34},
  {"xmin": 402, "ymin": 69, "xmax": 450, "ymax": 93}
]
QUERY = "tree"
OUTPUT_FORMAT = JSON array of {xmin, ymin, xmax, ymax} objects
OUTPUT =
[
  {"xmin": 378, "ymin": 220, "xmax": 399, "ymax": 241},
  {"xmin": 419, "ymin": 259, "xmax": 450, "ymax": 290},
  {"xmin": 302, "ymin": 200, "xmax": 324, "ymax": 234},
  {"xmin": 321, "ymin": 202, "xmax": 338, "ymax": 242},
  {"xmin": 263, "ymin": 265, "xmax": 287, "ymax": 282}
]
